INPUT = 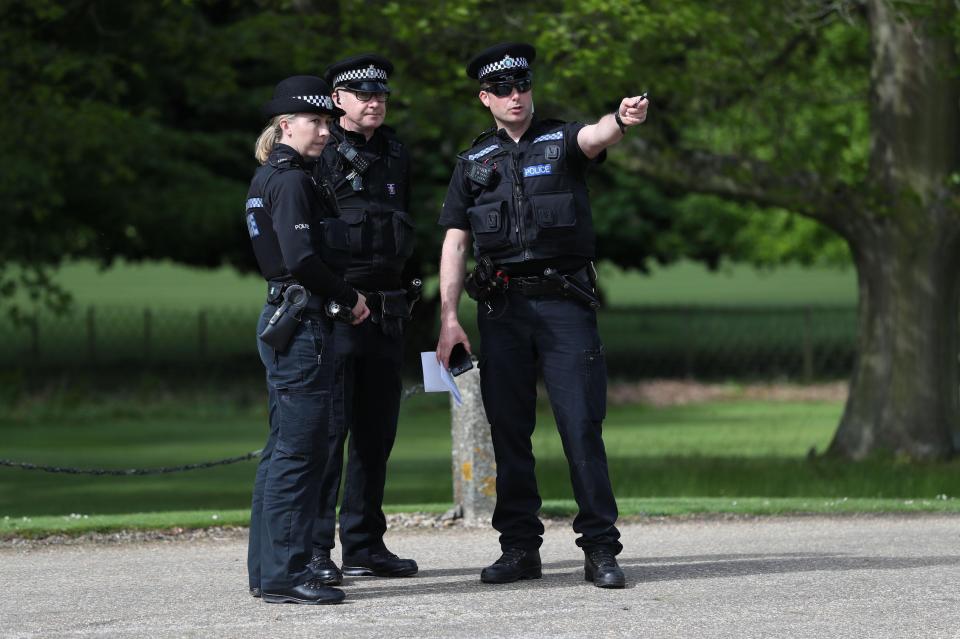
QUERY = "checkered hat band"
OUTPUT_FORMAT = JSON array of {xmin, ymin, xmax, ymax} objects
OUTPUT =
[
  {"xmin": 478, "ymin": 55, "xmax": 530, "ymax": 80},
  {"xmin": 294, "ymin": 95, "xmax": 334, "ymax": 110},
  {"xmin": 333, "ymin": 66, "xmax": 389, "ymax": 85}
]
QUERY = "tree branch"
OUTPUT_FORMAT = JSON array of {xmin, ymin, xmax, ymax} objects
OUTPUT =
[{"xmin": 619, "ymin": 137, "xmax": 861, "ymax": 238}]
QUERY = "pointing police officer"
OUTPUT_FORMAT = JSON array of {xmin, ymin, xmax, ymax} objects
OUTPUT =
[
  {"xmin": 307, "ymin": 54, "xmax": 419, "ymax": 583},
  {"xmin": 435, "ymin": 43, "xmax": 647, "ymax": 588},
  {"xmin": 244, "ymin": 75, "xmax": 370, "ymax": 605}
]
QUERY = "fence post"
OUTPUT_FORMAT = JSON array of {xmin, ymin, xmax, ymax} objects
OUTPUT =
[
  {"xmin": 143, "ymin": 308, "xmax": 152, "ymax": 361},
  {"xmin": 198, "ymin": 310, "xmax": 208, "ymax": 358},
  {"xmin": 450, "ymin": 366, "xmax": 496, "ymax": 523},
  {"xmin": 802, "ymin": 305, "xmax": 814, "ymax": 382},
  {"xmin": 86, "ymin": 306, "xmax": 96, "ymax": 362}
]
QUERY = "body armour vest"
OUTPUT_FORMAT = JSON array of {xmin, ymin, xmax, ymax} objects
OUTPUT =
[
  {"xmin": 456, "ymin": 119, "xmax": 596, "ymax": 264},
  {"xmin": 319, "ymin": 123, "xmax": 413, "ymax": 290},
  {"xmin": 245, "ymin": 145, "xmax": 349, "ymax": 284}
]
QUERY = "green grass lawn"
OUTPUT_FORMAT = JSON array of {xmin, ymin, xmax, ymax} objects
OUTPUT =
[
  {"xmin": 3, "ymin": 392, "xmax": 958, "ymax": 526},
  {"xmin": 36, "ymin": 259, "xmax": 857, "ymax": 311}
]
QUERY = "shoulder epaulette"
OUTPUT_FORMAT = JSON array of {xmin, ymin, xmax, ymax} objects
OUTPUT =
[{"xmin": 470, "ymin": 127, "xmax": 497, "ymax": 147}]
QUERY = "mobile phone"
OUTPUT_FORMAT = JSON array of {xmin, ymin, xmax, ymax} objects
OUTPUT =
[{"xmin": 448, "ymin": 342, "xmax": 474, "ymax": 377}]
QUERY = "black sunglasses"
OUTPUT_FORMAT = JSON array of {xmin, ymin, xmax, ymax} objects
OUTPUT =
[{"xmin": 483, "ymin": 78, "xmax": 532, "ymax": 98}]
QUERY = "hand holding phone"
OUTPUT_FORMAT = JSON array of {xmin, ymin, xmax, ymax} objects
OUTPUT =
[{"xmin": 448, "ymin": 342, "xmax": 474, "ymax": 377}]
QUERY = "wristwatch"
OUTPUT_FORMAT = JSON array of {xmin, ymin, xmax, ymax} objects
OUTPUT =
[{"xmin": 614, "ymin": 110, "xmax": 627, "ymax": 134}]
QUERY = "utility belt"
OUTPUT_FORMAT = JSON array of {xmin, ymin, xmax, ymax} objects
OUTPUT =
[
  {"xmin": 359, "ymin": 279, "xmax": 423, "ymax": 338},
  {"xmin": 465, "ymin": 258, "xmax": 601, "ymax": 310},
  {"xmin": 266, "ymin": 279, "xmax": 325, "ymax": 311},
  {"xmin": 326, "ymin": 279, "xmax": 423, "ymax": 339}
]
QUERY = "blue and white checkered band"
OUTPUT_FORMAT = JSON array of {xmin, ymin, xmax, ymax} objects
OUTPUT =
[
  {"xmin": 334, "ymin": 65, "xmax": 389, "ymax": 86},
  {"xmin": 294, "ymin": 95, "xmax": 334, "ymax": 110},
  {"xmin": 532, "ymin": 131, "xmax": 563, "ymax": 144},
  {"xmin": 467, "ymin": 144, "xmax": 499, "ymax": 161},
  {"xmin": 245, "ymin": 197, "xmax": 263, "ymax": 210},
  {"xmin": 478, "ymin": 54, "xmax": 530, "ymax": 80}
]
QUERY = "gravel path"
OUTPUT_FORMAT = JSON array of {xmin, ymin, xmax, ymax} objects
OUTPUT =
[{"xmin": 3, "ymin": 515, "xmax": 959, "ymax": 638}]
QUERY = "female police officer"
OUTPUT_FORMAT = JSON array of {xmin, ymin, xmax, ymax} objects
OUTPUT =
[{"xmin": 244, "ymin": 75, "xmax": 369, "ymax": 605}]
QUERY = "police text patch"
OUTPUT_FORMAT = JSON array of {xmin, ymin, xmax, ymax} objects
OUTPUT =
[{"xmin": 523, "ymin": 164, "xmax": 553, "ymax": 177}]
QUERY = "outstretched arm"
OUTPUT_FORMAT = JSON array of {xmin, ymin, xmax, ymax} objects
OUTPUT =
[{"xmin": 577, "ymin": 95, "xmax": 649, "ymax": 159}]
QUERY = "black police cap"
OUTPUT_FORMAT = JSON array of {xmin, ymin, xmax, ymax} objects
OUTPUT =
[
  {"xmin": 324, "ymin": 54, "xmax": 394, "ymax": 93},
  {"xmin": 466, "ymin": 42, "xmax": 536, "ymax": 82},
  {"xmin": 262, "ymin": 75, "xmax": 344, "ymax": 119}
]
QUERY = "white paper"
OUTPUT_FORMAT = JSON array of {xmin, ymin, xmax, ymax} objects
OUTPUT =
[{"xmin": 420, "ymin": 351, "xmax": 463, "ymax": 406}]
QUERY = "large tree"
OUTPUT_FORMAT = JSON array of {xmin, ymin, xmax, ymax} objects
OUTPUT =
[
  {"xmin": 579, "ymin": 0, "xmax": 959, "ymax": 459},
  {"xmin": 5, "ymin": 0, "xmax": 955, "ymax": 459}
]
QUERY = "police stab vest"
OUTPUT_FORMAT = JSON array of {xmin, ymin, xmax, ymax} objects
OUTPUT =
[
  {"xmin": 320, "ymin": 124, "xmax": 413, "ymax": 288},
  {"xmin": 457, "ymin": 119, "xmax": 596, "ymax": 264}
]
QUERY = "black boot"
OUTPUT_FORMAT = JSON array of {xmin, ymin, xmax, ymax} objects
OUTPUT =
[
  {"xmin": 261, "ymin": 578, "xmax": 346, "ymax": 605},
  {"xmin": 480, "ymin": 548, "xmax": 542, "ymax": 584},
  {"xmin": 249, "ymin": 587, "xmax": 261, "ymax": 598},
  {"xmin": 342, "ymin": 549, "xmax": 418, "ymax": 577},
  {"xmin": 584, "ymin": 548, "xmax": 626, "ymax": 589},
  {"xmin": 308, "ymin": 549, "xmax": 344, "ymax": 585}
]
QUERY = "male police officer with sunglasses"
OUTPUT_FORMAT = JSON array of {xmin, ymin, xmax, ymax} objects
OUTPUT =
[
  {"xmin": 435, "ymin": 42, "xmax": 647, "ymax": 589},
  {"xmin": 307, "ymin": 54, "xmax": 419, "ymax": 584}
]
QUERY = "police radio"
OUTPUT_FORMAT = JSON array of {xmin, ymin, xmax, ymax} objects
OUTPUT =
[{"xmin": 337, "ymin": 141, "xmax": 370, "ymax": 191}]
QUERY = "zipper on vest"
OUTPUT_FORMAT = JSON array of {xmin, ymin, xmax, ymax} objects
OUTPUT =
[{"xmin": 511, "ymin": 151, "xmax": 527, "ymax": 255}]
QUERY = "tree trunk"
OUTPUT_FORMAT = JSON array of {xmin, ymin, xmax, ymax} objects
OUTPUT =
[
  {"xmin": 829, "ymin": 218, "xmax": 960, "ymax": 460},
  {"xmin": 827, "ymin": 0, "xmax": 960, "ymax": 460}
]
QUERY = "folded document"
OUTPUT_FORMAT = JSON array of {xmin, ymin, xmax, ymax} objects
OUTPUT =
[{"xmin": 420, "ymin": 351, "xmax": 463, "ymax": 406}]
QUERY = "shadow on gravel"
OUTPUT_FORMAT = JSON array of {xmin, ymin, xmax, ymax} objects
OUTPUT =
[{"xmin": 352, "ymin": 552, "xmax": 960, "ymax": 600}]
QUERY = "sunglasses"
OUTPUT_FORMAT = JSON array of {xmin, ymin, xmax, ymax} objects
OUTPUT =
[
  {"xmin": 482, "ymin": 78, "xmax": 532, "ymax": 98},
  {"xmin": 339, "ymin": 89, "xmax": 389, "ymax": 103}
]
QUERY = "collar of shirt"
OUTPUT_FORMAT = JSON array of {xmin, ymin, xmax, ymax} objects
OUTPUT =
[
  {"xmin": 332, "ymin": 121, "xmax": 382, "ymax": 151},
  {"xmin": 268, "ymin": 143, "xmax": 306, "ymax": 168}
]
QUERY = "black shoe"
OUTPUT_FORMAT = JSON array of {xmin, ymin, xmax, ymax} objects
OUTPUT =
[
  {"xmin": 261, "ymin": 578, "xmax": 346, "ymax": 605},
  {"xmin": 308, "ymin": 550, "xmax": 343, "ymax": 585},
  {"xmin": 480, "ymin": 548, "xmax": 542, "ymax": 584},
  {"xmin": 342, "ymin": 550, "xmax": 418, "ymax": 577},
  {"xmin": 250, "ymin": 587, "xmax": 261, "ymax": 598},
  {"xmin": 584, "ymin": 548, "xmax": 626, "ymax": 589}
]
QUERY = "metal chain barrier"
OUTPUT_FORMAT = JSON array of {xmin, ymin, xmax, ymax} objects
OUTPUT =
[{"xmin": 1, "ymin": 384, "xmax": 425, "ymax": 476}]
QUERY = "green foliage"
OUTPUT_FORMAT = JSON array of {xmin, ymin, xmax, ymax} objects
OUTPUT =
[{"xmin": 2, "ymin": 0, "xmax": 877, "ymax": 317}]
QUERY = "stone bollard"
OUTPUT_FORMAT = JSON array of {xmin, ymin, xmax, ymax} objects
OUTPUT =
[{"xmin": 450, "ymin": 365, "xmax": 496, "ymax": 523}]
